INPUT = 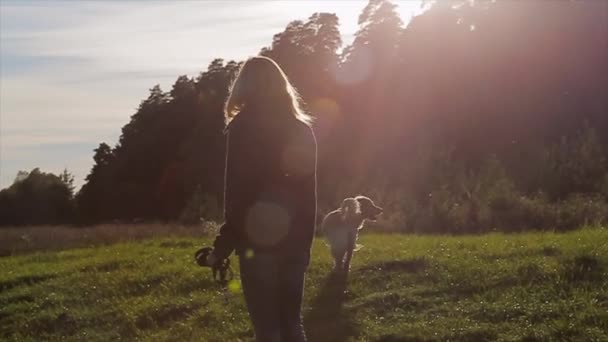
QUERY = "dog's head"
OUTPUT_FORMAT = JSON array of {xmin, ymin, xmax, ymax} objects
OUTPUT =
[{"xmin": 355, "ymin": 195, "xmax": 383, "ymax": 221}]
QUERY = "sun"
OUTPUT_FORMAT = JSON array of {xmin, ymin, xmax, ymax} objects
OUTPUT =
[{"xmin": 395, "ymin": 0, "xmax": 430, "ymax": 27}]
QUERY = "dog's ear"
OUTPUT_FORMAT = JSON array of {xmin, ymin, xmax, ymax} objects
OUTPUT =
[
  {"xmin": 355, "ymin": 196, "xmax": 371, "ymax": 209},
  {"xmin": 340, "ymin": 197, "xmax": 361, "ymax": 219}
]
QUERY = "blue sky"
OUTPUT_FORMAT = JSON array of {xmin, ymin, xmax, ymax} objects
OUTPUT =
[{"xmin": 0, "ymin": 0, "xmax": 424, "ymax": 190}]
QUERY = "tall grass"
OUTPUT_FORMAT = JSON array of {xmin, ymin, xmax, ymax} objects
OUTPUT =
[
  {"xmin": 0, "ymin": 226, "xmax": 606, "ymax": 341},
  {"xmin": 0, "ymin": 223, "xmax": 218, "ymax": 257}
]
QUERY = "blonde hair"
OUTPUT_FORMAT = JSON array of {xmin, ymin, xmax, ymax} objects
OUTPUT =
[{"xmin": 224, "ymin": 56, "xmax": 312, "ymax": 126}]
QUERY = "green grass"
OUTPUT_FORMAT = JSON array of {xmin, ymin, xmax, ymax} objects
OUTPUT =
[{"xmin": 1, "ymin": 227, "xmax": 607, "ymax": 341}]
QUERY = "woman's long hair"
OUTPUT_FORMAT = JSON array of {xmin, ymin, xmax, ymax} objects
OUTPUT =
[{"xmin": 224, "ymin": 56, "xmax": 312, "ymax": 126}]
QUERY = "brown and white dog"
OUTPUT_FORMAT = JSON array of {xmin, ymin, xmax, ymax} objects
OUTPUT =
[{"xmin": 321, "ymin": 196, "xmax": 383, "ymax": 273}]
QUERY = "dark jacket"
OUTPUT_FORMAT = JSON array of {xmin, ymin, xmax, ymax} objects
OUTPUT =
[{"xmin": 212, "ymin": 110, "xmax": 317, "ymax": 260}]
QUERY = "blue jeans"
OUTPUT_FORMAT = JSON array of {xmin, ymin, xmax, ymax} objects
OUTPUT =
[{"xmin": 239, "ymin": 252, "xmax": 309, "ymax": 342}]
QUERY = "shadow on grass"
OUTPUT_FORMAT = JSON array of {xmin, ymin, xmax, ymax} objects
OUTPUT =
[
  {"xmin": 135, "ymin": 303, "xmax": 201, "ymax": 330},
  {"xmin": 358, "ymin": 257, "xmax": 428, "ymax": 274},
  {"xmin": 305, "ymin": 271, "xmax": 359, "ymax": 342},
  {"xmin": 0, "ymin": 273, "xmax": 57, "ymax": 292},
  {"xmin": 562, "ymin": 254, "xmax": 603, "ymax": 282}
]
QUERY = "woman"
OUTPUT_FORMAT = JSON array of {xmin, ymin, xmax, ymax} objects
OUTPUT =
[{"xmin": 205, "ymin": 56, "xmax": 317, "ymax": 342}]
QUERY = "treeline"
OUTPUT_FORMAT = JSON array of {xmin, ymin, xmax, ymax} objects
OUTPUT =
[
  {"xmin": 0, "ymin": 169, "xmax": 75, "ymax": 226},
  {"xmin": 2, "ymin": 0, "xmax": 607, "ymax": 232}
]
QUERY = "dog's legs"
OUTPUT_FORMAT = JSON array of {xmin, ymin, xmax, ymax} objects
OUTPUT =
[
  {"xmin": 331, "ymin": 247, "xmax": 345, "ymax": 272},
  {"xmin": 343, "ymin": 230, "xmax": 357, "ymax": 273},
  {"xmin": 343, "ymin": 249, "xmax": 353, "ymax": 273}
]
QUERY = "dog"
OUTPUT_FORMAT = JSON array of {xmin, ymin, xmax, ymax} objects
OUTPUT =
[{"xmin": 321, "ymin": 195, "xmax": 383, "ymax": 273}]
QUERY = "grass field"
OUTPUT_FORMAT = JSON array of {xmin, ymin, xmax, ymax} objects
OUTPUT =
[{"xmin": 1, "ymin": 226, "xmax": 607, "ymax": 341}]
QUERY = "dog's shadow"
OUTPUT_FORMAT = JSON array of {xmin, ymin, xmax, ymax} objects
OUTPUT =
[{"xmin": 305, "ymin": 271, "xmax": 360, "ymax": 341}]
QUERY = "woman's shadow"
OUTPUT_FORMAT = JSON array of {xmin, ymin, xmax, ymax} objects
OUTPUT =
[{"xmin": 305, "ymin": 271, "xmax": 360, "ymax": 341}]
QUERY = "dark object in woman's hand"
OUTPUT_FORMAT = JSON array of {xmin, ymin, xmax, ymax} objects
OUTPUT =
[{"xmin": 194, "ymin": 247, "xmax": 232, "ymax": 284}]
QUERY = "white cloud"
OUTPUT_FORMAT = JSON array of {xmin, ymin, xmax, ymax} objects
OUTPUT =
[{"xmin": 0, "ymin": 0, "xmax": 423, "ymax": 189}]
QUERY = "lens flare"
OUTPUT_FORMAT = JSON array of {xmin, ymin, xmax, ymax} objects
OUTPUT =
[{"xmin": 245, "ymin": 201, "xmax": 290, "ymax": 247}]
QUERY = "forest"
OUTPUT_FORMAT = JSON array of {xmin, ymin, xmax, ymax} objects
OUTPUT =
[{"xmin": 1, "ymin": 0, "xmax": 607, "ymax": 233}]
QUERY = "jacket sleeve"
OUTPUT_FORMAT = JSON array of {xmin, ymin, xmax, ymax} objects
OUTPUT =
[
  {"xmin": 300, "ymin": 127, "xmax": 318, "ymax": 248},
  {"xmin": 212, "ymin": 130, "xmax": 237, "ymax": 260},
  {"xmin": 307, "ymin": 128, "xmax": 318, "ymax": 233}
]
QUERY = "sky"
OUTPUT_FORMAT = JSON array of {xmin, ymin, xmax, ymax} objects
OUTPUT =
[{"xmin": 0, "ymin": 0, "xmax": 425, "ymax": 190}]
